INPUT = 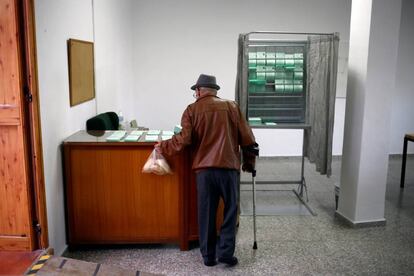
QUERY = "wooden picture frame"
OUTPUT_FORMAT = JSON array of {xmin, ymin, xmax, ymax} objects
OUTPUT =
[{"xmin": 68, "ymin": 39, "xmax": 95, "ymax": 106}]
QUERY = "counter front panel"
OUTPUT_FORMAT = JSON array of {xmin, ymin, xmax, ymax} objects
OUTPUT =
[{"xmin": 63, "ymin": 130, "xmax": 223, "ymax": 250}]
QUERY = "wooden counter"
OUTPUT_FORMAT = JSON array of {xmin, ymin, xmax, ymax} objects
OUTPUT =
[{"xmin": 63, "ymin": 130, "xmax": 220, "ymax": 250}]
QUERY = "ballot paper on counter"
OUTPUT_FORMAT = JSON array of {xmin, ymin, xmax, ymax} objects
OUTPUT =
[
  {"xmin": 145, "ymin": 135, "xmax": 159, "ymax": 142},
  {"xmin": 106, "ymin": 131, "xmax": 127, "ymax": 141},
  {"xmin": 147, "ymin": 130, "xmax": 161, "ymax": 135},
  {"xmin": 162, "ymin": 130, "xmax": 174, "ymax": 136},
  {"xmin": 124, "ymin": 134, "xmax": 141, "ymax": 142},
  {"xmin": 130, "ymin": 130, "xmax": 145, "ymax": 136},
  {"xmin": 161, "ymin": 135, "xmax": 173, "ymax": 141}
]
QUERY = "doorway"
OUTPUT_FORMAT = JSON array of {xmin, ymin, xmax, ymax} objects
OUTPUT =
[{"xmin": 0, "ymin": 0, "xmax": 48, "ymax": 251}]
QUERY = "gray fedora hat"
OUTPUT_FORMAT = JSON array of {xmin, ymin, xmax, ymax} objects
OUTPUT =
[{"xmin": 191, "ymin": 74, "xmax": 220, "ymax": 90}]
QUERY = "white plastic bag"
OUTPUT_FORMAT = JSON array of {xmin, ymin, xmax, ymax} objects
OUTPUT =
[{"xmin": 142, "ymin": 149, "xmax": 172, "ymax": 175}]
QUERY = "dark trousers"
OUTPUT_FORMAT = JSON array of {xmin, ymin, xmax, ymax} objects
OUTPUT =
[{"xmin": 196, "ymin": 168, "xmax": 238, "ymax": 261}]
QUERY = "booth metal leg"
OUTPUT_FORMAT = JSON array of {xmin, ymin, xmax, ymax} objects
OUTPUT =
[
  {"xmin": 297, "ymin": 130, "xmax": 308, "ymax": 202},
  {"xmin": 400, "ymin": 137, "xmax": 408, "ymax": 188}
]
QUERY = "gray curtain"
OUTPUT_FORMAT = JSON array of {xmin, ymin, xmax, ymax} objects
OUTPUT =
[
  {"xmin": 235, "ymin": 34, "xmax": 248, "ymax": 117},
  {"xmin": 304, "ymin": 33, "xmax": 340, "ymax": 176}
]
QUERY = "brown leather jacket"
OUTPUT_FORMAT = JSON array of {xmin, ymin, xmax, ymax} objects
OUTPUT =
[{"xmin": 160, "ymin": 94, "xmax": 256, "ymax": 171}]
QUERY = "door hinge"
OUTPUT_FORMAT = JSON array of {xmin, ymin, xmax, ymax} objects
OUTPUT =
[
  {"xmin": 33, "ymin": 220, "xmax": 41, "ymax": 234},
  {"xmin": 24, "ymin": 86, "xmax": 33, "ymax": 103}
]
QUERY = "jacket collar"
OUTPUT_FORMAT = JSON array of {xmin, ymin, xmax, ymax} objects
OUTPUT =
[{"xmin": 196, "ymin": 93, "xmax": 218, "ymax": 102}]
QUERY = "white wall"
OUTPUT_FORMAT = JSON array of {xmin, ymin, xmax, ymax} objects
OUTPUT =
[
  {"xmin": 93, "ymin": 0, "xmax": 135, "ymax": 121},
  {"xmin": 35, "ymin": 0, "xmax": 95, "ymax": 256},
  {"xmin": 130, "ymin": 0, "xmax": 351, "ymax": 156},
  {"xmin": 390, "ymin": 0, "xmax": 414, "ymax": 154}
]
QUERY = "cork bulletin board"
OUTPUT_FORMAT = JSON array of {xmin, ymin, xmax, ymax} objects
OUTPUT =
[{"xmin": 68, "ymin": 39, "xmax": 95, "ymax": 106}]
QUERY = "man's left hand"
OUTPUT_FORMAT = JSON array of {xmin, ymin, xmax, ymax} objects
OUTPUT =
[
  {"xmin": 242, "ymin": 162, "xmax": 254, "ymax": 173},
  {"xmin": 154, "ymin": 141, "xmax": 161, "ymax": 153}
]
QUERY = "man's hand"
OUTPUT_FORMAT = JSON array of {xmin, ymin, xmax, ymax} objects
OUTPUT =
[
  {"xmin": 154, "ymin": 141, "xmax": 162, "ymax": 153},
  {"xmin": 241, "ymin": 143, "xmax": 258, "ymax": 173},
  {"xmin": 242, "ymin": 163, "xmax": 254, "ymax": 173}
]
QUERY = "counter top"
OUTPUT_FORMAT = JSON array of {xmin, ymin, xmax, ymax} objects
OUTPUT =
[{"xmin": 63, "ymin": 130, "xmax": 172, "ymax": 145}]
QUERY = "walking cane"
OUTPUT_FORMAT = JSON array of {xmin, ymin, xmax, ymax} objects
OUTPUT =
[
  {"xmin": 252, "ymin": 168, "xmax": 258, "ymax": 250},
  {"xmin": 245, "ymin": 143, "xmax": 259, "ymax": 250}
]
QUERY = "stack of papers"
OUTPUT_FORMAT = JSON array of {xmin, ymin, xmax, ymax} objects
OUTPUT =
[
  {"xmin": 124, "ymin": 134, "xmax": 141, "ymax": 142},
  {"xmin": 248, "ymin": 117, "xmax": 262, "ymax": 125},
  {"xmin": 106, "ymin": 131, "xmax": 127, "ymax": 141},
  {"xmin": 147, "ymin": 130, "xmax": 161, "ymax": 135},
  {"xmin": 145, "ymin": 135, "xmax": 159, "ymax": 142},
  {"xmin": 130, "ymin": 130, "xmax": 145, "ymax": 136},
  {"xmin": 162, "ymin": 130, "xmax": 174, "ymax": 136},
  {"xmin": 161, "ymin": 130, "xmax": 174, "ymax": 140},
  {"xmin": 161, "ymin": 135, "xmax": 173, "ymax": 141}
]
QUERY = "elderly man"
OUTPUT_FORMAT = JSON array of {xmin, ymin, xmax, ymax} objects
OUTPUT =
[{"xmin": 156, "ymin": 74, "xmax": 256, "ymax": 267}]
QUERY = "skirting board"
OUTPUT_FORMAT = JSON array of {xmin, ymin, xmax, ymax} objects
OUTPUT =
[{"xmin": 335, "ymin": 211, "xmax": 386, "ymax": 228}]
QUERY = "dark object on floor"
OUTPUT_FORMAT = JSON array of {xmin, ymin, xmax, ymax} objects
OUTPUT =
[
  {"xmin": 218, "ymin": 256, "xmax": 238, "ymax": 266},
  {"xmin": 400, "ymin": 133, "xmax": 414, "ymax": 188},
  {"xmin": 86, "ymin": 112, "xmax": 119, "ymax": 131},
  {"xmin": 335, "ymin": 183, "xmax": 340, "ymax": 210}
]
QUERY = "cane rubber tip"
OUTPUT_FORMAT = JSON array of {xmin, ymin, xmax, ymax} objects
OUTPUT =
[{"xmin": 253, "ymin": 242, "xmax": 257, "ymax": 250}]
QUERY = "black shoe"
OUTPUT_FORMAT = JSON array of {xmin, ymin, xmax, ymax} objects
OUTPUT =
[
  {"xmin": 218, "ymin": 256, "xmax": 238, "ymax": 266},
  {"xmin": 204, "ymin": 259, "xmax": 217, "ymax": 267}
]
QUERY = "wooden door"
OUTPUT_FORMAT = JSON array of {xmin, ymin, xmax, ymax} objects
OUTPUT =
[{"xmin": 0, "ymin": 0, "xmax": 35, "ymax": 251}]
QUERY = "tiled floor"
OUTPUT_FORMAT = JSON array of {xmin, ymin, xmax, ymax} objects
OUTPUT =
[{"xmin": 64, "ymin": 156, "xmax": 414, "ymax": 275}]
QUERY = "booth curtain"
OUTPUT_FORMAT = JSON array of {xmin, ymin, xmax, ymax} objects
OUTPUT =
[
  {"xmin": 235, "ymin": 33, "xmax": 249, "ymax": 118},
  {"xmin": 304, "ymin": 34, "xmax": 339, "ymax": 176}
]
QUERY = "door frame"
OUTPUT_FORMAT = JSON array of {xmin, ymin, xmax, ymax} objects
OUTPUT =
[{"xmin": 17, "ymin": 0, "xmax": 49, "ymax": 250}]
